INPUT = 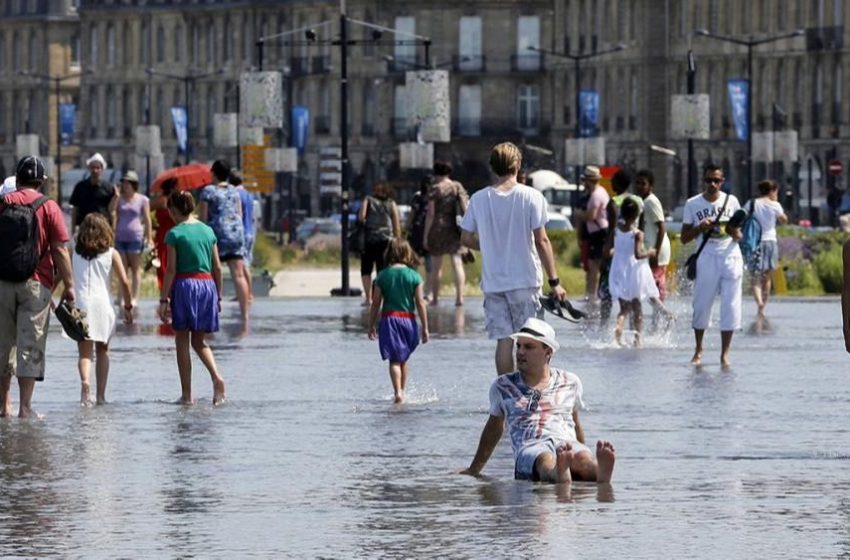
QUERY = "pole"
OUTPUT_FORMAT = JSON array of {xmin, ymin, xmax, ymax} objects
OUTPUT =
[
  {"xmin": 687, "ymin": 50, "xmax": 696, "ymax": 199},
  {"xmin": 184, "ymin": 78, "xmax": 191, "ymax": 163},
  {"xmin": 236, "ymin": 82, "xmax": 241, "ymax": 169},
  {"xmin": 424, "ymin": 41, "xmax": 431, "ymax": 68},
  {"xmin": 257, "ymin": 39, "xmax": 264, "ymax": 71},
  {"xmin": 808, "ymin": 156, "xmax": 814, "ymax": 224},
  {"xmin": 746, "ymin": 43, "xmax": 753, "ymax": 199},
  {"xmin": 55, "ymin": 77, "xmax": 62, "ymax": 204},
  {"xmin": 574, "ymin": 55, "xmax": 581, "ymax": 189}
]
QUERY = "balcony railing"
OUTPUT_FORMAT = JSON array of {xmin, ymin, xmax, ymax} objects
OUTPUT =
[
  {"xmin": 511, "ymin": 54, "xmax": 542, "ymax": 72},
  {"xmin": 453, "ymin": 55, "xmax": 486, "ymax": 72}
]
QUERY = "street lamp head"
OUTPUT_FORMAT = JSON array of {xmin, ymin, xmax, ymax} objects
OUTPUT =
[
  {"xmin": 305, "ymin": 29, "xmax": 317, "ymax": 42},
  {"xmin": 695, "ymin": 28, "xmax": 710, "ymax": 36}
]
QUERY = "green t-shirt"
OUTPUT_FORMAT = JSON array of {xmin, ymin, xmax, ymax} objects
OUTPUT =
[
  {"xmin": 374, "ymin": 265, "xmax": 423, "ymax": 313},
  {"xmin": 164, "ymin": 220, "xmax": 217, "ymax": 274}
]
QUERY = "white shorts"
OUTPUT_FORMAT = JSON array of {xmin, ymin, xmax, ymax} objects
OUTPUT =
[
  {"xmin": 691, "ymin": 243, "xmax": 743, "ymax": 331},
  {"xmin": 483, "ymin": 287, "xmax": 543, "ymax": 340},
  {"xmin": 514, "ymin": 438, "xmax": 592, "ymax": 480}
]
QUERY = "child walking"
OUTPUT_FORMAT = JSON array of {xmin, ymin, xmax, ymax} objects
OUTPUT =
[
  {"xmin": 606, "ymin": 198, "xmax": 666, "ymax": 347},
  {"xmin": 368, "ymin": 239, "xmax": 429, "ymax": 403},
  {"xmin": 158, "ymin": 191, "xmax": 226, "ymax": 405},
  {"xmin": 73, "ymin": 214, "xmax": 133, "ymax": 405}
]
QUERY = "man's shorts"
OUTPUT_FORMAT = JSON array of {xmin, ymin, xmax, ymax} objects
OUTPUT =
[
  {"xmin": 651, "ymin": 264, "xmax": 668, "ymax": 300},
  {"xmin": 586, "ymin": 229, "xmax": 608, "ymax": 261},
  {"xmin": 483, "ymin": 287, "xmax": 542, "ymax": 340},
  {"xmin": 0, "ymin": 279, "xmax": 52, "ymax": 380},
  {"xmin": 514, "ymin": 438, "xmax": 592, "ymax": 480}
]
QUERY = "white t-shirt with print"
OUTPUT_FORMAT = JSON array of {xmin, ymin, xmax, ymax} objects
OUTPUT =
[
  {"xmin": 683, "ymin": 192, "xmax": 741, "ymax": 251},
  {"xmin": 460, "ymin": 184, "xmax": 547, "ymax": 293},
  {"xmin": 642, "ymin": 193, "xmax": 671, "ymax": 266},
  {"xmin": 749, "ymin": 198, "xmax": 785, "ymax": 242},
  {"xmin": 488, "ymin": 368, "xmax": 585, "ymax": 455}
]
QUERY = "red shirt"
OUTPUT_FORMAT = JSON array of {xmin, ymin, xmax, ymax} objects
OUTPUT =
[{"xmin": 2, "ymin": 188, "xmax": 69, "ymax": 289}]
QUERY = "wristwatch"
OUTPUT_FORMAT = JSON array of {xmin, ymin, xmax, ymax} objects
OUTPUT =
[{"xmin": 548, "ymin": 277, "xmax": 560, "ymax": 288}]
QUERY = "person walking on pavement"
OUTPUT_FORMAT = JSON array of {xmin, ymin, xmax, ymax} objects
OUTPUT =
[{"xmin": 70, "ymin": 152, "xmax": 118, "ymax": 236}]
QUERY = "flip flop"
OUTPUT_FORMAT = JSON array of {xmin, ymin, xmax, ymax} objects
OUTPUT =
[
  {"xmin": 539, "ymin": 295, "xmax": 587, "ymax": 323},
  {"xmin": 54, "ymin": 299, "xmax": 90, "ymax": 342}
]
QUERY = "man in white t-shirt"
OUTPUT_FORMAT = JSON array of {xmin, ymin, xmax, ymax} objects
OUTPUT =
[
  {"xmin": 458, "ymin": 318, "xmax": 616, "ymax": 484},
  {"xmin": 460, "ymin": 142, "xmax": 567, "ymax": 374},
  {"xmin": 681, "ymin": 165, "xmax": 743, "ymax": 368},
  {"xmin": 747, "ymin": 179, "xmax": 788, "ymax": 318},
  {"xmin": 634, "ymin": 169, "xmax": 671, "ymax": 300}
]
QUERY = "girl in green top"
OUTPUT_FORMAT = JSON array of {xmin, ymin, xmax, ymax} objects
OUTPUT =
[{"xmin": 368, "ymin": 239, "xmax": 429, "ymax": 404}]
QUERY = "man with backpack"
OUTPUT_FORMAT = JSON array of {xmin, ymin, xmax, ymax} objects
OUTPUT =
[{"xmin": 0, "ymin": 156, "xmax": 74, "ymax": 418}]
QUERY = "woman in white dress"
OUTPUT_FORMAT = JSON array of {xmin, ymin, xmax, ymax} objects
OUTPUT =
[
  {"xmin": 73, "ymin": 214, "xmax": 133, "ymax": 405},
  {"xmin": 606, "ymin": 198, "xmax": 659, "ymax": 347}
]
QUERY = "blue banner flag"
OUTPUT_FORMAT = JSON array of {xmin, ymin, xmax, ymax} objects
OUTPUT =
[
  {"xmin": 171, "ymin": 106, "xmax": 188, "ymax": 153},
  {"xmin": 291, "ymin": 106, "xmax": 310, "ymax": 155},
  {"xmin": 59, "ymin": 103, "xmax": 76, "ymax": 146},
  {"xmin": 579, "ymin": 90, "xmax": 600, "ymax": 138},
  {"xmin": 727, "ymin": 79, "xmax": 749, "ymax": 141}
]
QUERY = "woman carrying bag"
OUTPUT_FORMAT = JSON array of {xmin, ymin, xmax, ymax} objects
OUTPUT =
[{"xmin": 358, "ymin": 182, "xmax": 401, "ymax": 306}]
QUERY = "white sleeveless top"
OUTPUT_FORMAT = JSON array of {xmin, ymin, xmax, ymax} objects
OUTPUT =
[{"xmin": 72, "ymin": 249, "xmax": 116, "ymax": 342}]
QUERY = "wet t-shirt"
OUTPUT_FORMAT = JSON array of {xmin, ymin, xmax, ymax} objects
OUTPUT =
[{"xmin": 488, "ymin": 368, "xmax": 585, "ymax": 455}]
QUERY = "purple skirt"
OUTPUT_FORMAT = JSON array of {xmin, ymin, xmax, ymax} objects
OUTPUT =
[
  {"xmin": 170, "ymin": 277, "xmax": 219, "ymax": 333},
  {"xmin": 379, "ymin": 313, "xmax": 419, "ymax": 363}
]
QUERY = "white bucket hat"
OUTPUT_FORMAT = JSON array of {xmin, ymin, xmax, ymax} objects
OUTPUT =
[
  {"xmin": 86, "ymin": 152, "xmax": 107, "ymax": 170},
  {"xmin": 510, "ymin": 317, "xmax": 560, "ymax": 353}
]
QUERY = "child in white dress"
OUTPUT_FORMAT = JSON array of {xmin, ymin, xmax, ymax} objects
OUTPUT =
[
  {"xmin": 73, "ymin": 214, "xmax": 133, "ymax": 405},
  {"xmin": 606, "ymin": 198, "xmax": 660, "ymax": 347}
]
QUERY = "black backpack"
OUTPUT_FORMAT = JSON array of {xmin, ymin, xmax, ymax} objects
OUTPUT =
[{"xmin": 0, "ymin": 194, "xmax": 49, "ymax": 282}]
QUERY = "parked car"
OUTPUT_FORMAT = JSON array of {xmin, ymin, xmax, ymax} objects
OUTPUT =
[
  {"xmin": 295, "ymin": 218, "xmax": 341, "ymax": 247},
  {"xmin": 545, "ymin": 212, "xmax": 573, "ymax": 231}
]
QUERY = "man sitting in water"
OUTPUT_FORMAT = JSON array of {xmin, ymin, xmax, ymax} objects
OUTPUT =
[{"xmin": 459, "ymin": 318, "xmax": 616, "ymax": 484}]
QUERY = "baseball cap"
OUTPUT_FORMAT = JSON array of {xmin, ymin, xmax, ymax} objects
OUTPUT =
[
  {"xmin": 15, "ymin": 155, "xmax": 47, "ymax": 185},
  {"xmin": 510, "ymin": 317, "xmax": 560, "ymax": 353}
]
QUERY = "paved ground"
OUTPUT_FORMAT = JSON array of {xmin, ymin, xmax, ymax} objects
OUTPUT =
[{"xmin": 270, "ymin": 267, "xmax": 361, "ymax": 297}]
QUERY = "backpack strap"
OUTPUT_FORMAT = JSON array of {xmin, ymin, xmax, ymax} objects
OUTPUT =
[{"xmin": 31, "ymin": 196, "xmax": 49, "ymax": 211}]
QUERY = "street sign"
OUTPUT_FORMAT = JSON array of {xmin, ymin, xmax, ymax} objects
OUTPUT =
[
  {"xmin": 242, "ymin": 134, "xmax": 275, "ymax": 194},
  {"xmin": 828, "ymin": 159, "xmax": 843, "ymax": 176}
]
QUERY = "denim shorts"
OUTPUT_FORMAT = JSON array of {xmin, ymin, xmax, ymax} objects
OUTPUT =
[
  {"xmin": 514, "ymin": 438, "xmax": 592, "ymax": 480},
  {"xmin": 115, "ymin": 240, "xmax": 144, "ymax": 254}
]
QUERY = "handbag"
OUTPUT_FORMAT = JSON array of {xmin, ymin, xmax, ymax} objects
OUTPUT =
[{"xmin": 685, "ymin": 193, "xmax": 730, "ymax": 281}]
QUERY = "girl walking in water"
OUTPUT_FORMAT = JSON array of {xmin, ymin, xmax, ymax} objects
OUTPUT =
[
  {"xmin": 606, "ymin": 198, "xmax": 667, "ymax": 347},
  {"xmin": 159, "ymin": 191, "xmax": 226, "ymax": 405},
  {"xmin": 368, "ymin": 239, "xmax": 429, "ymax": 403},
  {"xmin": 73, "ymin": 214, "xmax": 134, "ymax": 405}
]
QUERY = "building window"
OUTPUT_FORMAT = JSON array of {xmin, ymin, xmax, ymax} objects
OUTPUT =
[
  {"xmin": 28, "ymin": 31, "xmax": 38, "ymax": 71},
  {"xmin": 156, "ymin": 25, "xmax": 166, "ymax": 63},
  {"xmin": 191, "ymin": 24, "xmax": 199, "ymax": 65},
  {"xmin": 123, "ymin": 23, "xmax": 132, "ymax": 67},
  {"xmin": 458, "ymin": 84, "xmax": 481, "ymax": 136},
  {"xmin": 393, "ymin": 84, "xmax": 407, "ymax": 137},
  {"xmin": 71, "ymin": 33, "xmax": 81, "ymax": 68},
  {"xmin": 630, "ymin": 69, "xmax": 639, "ymax": 130},
  {"xmin": 90, "ymin": 25, "xmax": 98, "ymax": 68},
  {"xmin": 140, "ymin": 21, "xmax": 149, "ymax": 66},
  {"xmin": 833, "ymin": 58, "xmax": 842, "ymax": 124},
  {"xmin": 89, "ymin": 88, "xmax": 98, "ymax": 137},
  {"xmin": 394, "ymin": 16, "xmax": 416, "ymax": 66},
  {"xmin": 458, "ymin": 16, "xmax": 482, "ymax": 71},
  {"xmin": 516, "ymin": 84, "xmax": 540, "ymax": 132},
  {"xmin": 361, "ymin": 79, "xmax": 375, "ymax": 136},
  {"xmin": 243, "ymin": 16, "xmax": 253, "ymax": 64},
  {"xmin": 122, "ymin": 87, "xmax": 131, "ymax": 136},
  {"xmin": 175, "ymin": 25, "xmax": 184, "ymax": 64},
  {"xmin": 206, "ymin": 24, "xmax": 215, "ymax": 66},
  {"xmin": 156, "ymin": 86, "xmax": 164, "ymax": 129},
  {"xmin": 222, "ymin": 20, "xmax": 230, "ymax": 63},
  {"xmin": 106, "ymin": 86, "xmax": 116, "ymax": 137},
  {"xmin": 516, "ymin": 16, "xmax": 540, "ymax": 71},
  {"xmin": 107, "ymin": 24, "xmax": 116, "ymax": 67}
]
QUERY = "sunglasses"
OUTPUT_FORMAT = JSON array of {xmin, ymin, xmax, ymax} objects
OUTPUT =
[
  {"xmin": 704, "ymin": 178, "xmax": 723, "ymax": 184},
  {"xmin": 527, "ymin": 389, "xmax": 542, "ymax": 412}
]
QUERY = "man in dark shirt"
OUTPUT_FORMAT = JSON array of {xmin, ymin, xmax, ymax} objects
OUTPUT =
[{"xmin": 69, "ymin": 152, "xmax": 117, "ymax": 235}]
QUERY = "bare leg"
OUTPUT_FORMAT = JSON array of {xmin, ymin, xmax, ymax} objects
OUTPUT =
[
  {"xmin": 450, "ymin": 253, "xmax": 465, "ymax": 306},
  {"xmin": 429, "ymin": 254, "xmax": 445, "ymax": 305},
  {"xmin": 190, "ymin": 331, "xmax": 226, "ymax": 405},
  {"xmin": 586, "ymin": 260, "xmax": 600, "ymax": 302},
  {"xmin": 760, "ymin": 272, "xmax": 772, "ymax": 316},
  {"xmin": 175, "ymin": 331, "xmax": 194, "ymax": 405},
  {"xmin": 614, "ymin": 300, "xmax": 628, "ymax": 346},
  {"xmin": 78, "ymin": 340, "xmax": 94, "ymax": 406},
  {"xmin": 400, "ymin": 361, "xmax": 409, "ymax": 394},
  {"xmin": 496, "ymin": 338, "xmax": 515, "ymax": 375},
  {"xmin": 18, "ymin": 377, "xmax": 40, "ymax": 418},
  {"xmin": 361, "ymin": 274, "xmax": 372, "ymax": 305},
  {"xmin": 720, "ymin": 330, "xmax": 734, "ymax": 369},
  {"xmin": 691, "ymin": 329, "xmax": 705, "ymax": 365},
  {"xmin": 227, "ymin": 260, "xmax": 251, "ymax": 323},
  {"xmin": 389, "ymin": 362, "xmax": 403, "ymax": 403},
  {"xmin": 242, "ymin": 262, "xmax": 254, "ymax": 303},
  {"xmin": 1, "ymin": 374, "xmax": 12, "ymax": 417},
  {"xmin": 94, "ymin": 342, "xmax": 110, "ymax": 404},
  {"xmin": 752, "ymin": 275, "xmax": 765, "ymax": 317},
  {"xmin": 632, "ymin": 299, "xmax": 643, "ymax": 348},
  {"xmin": 126, "ymin": 252, "xmax": 142, "ymax": 306}
]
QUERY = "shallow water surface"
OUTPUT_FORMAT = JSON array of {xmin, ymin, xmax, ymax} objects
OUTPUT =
[{"xmin": 0, "ymin": 297, "xmax": 847, "ymax": 559}]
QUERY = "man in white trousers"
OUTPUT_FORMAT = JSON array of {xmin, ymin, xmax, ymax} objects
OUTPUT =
[{"xmin": 681, "ymin": 165, "xmax": 743, "ymax": 368}]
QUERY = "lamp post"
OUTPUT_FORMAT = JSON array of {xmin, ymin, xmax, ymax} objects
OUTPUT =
[
  {"xmin": 686, "ymin": 50, "xmax": 697, "ymax": 198},
  {"xmin": 145, "ymin": 68, "xmax": 224, "ymax": 163},
  {"xmin": 18, "ymin": 70, "xmax": 88, "ymax": 203},
  {"xmin": 529, "ymin": 44, "xmax": 626, "ymax": 186},
  {"xmin": 695, "ymin": 28, "xmax": 804, "ymax": 198}
]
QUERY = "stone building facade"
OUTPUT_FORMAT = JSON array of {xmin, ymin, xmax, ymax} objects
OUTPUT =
[{"xmin": 0, "ymin": 0, "xmax": 848, "ymax": 220}]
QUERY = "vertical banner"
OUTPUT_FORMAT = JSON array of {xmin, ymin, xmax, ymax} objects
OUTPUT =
[
  {"xmin": 290, "ymin": 106, "xmax": 310, "ymax": 155},
  {"xmin": 59, "ymin": 103, "xmax": 76, "ymax": 146},
  {"xmin": 405, "ymin": 70, "xmax": 451, "ymax": 143},
  {"xmin": 579, "ymin": 90, "xmax": 599, "ymax": 138},
  {"xmin": 170, "ymin": 107, "xmax": 188, "ymax": 153},
  {"xmin": 240, "ymin": 71, "xmax": 284, "ymax": 128},
  {"xmin": 727, "ymin": 79, "xmax": 749, "ymax": 141}
]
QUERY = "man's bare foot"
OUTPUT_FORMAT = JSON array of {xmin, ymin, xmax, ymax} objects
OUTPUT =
[
  {"xmin": 213, "ymin": 379, "xmax": 226, "ymax": 405},
  {"xmin": 690, "ymin": 349, "xmax": 703, "ymax": 365},
  {"xmin": 556, "ymin": 443, "xmax": 573, "ymax": 483},
  {"xmin": 596, "ymin": 440, "xmax": 616, "ymax": 483},
  {"xmin": 174, "ymin": 397, "xmax": 194, "ymax": 406},
  {"xmin": 19, "ymin": 406, "xmax": 43, "ymax": 419}
]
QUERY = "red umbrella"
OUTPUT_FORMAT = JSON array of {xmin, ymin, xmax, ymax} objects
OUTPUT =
[{"xmin": 150, "ymin": 163, "xmax": 213, "ymax": 193}]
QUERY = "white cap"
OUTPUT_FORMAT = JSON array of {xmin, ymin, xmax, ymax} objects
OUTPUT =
[
  {"xmin": 510, "ymin": 317, "xmax": 560, "ymax": 353},
  {"xmin": 86, "ymin": 152, "xmax": 107, "ymax": 170}
]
